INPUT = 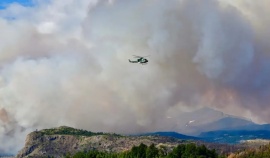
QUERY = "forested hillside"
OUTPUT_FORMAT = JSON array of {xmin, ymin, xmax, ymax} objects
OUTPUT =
[{"xmin": 65, "ymin": 143, "xmax": 224, "ymax": 158}]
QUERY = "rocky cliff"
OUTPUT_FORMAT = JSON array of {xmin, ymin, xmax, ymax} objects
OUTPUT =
[
  {"xmin": 16, "ymin": 126, "xmax": 184, "ymax": 158},
  {"xmin": 16, "ymin": 126, "xmax": 248, "ymax": 158}
]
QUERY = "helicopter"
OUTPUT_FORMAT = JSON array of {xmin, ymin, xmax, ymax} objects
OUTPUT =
[{"xmin": 129, "ymin": 55, "xmax": 149, "ymax": 65}]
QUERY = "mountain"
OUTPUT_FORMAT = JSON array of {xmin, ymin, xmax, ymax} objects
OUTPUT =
[
  {"xmin": 179, "ymin": 107, "xmax": 229, "ymax": 129},
  {"xmin": 139, "ymin": 129, "xmax": 270, "ymax": 145},
  {"xmin": 175, "ymin": 107, "xmax": 256, "ymax": 135},
  {"xmin": 190, "ymin": 117, "xmax": 255, "ymax": 134},
  {"xmin": 228, "ymin": 123, "xmax": 270, "ymax": 131},
  {"xmin": 158, "ymin": 107, "xmax": 270, "ymax": 144},
  {"xmin": 140, "ymin": 131, "xmax": 200, "ymax": 140},
  {"xmin": 16, "ymin": 126, "xmax": 184, "ymax": 158},
  {"xmin": 174, "ymin": 107, "xmax": 270, "ymax": 144},
  {"xmin": 16, "ymin": 126, "xmax": 244, "ymax": 158},
  {"xmin": 199, "ymin": 130, "xmax": 270, "ymax": 144}
]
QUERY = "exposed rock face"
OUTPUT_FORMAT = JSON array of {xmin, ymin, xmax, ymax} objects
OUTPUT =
[
  {"xmin": 16, "ymin": 126, "xmax": 248, "ymax": 158},
  {"xmin": 16, "ymin": 127, "xmax": 184, "ymax": 158}
]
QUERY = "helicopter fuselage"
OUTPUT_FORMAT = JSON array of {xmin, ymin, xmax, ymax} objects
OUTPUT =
[
  {"xmin": 129, "ymin": 55, "xmax": 149, "ymax": 64},
  {"xmin": 137, "ymin": 58, "xmax": 148, "ymax": 63},
  {"xmin": 129, "ymin": 57, "xmax": 148, "ymax": 64}
]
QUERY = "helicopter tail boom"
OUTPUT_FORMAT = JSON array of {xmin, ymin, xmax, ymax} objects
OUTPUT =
[{"xmin": 129, "ymin": 59, "xmax": 138, "ymax": 63}]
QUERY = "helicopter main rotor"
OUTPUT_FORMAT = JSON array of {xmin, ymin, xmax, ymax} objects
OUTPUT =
[{"xmin": 132, "ymin": 55, "xmax": 150, "ymax": 58}]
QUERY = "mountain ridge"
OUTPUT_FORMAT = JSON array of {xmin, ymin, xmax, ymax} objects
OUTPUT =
[
  {"xmin": 16, "ymin": 126, "xmax": 244, "ymax": 158},
  {"xmin": 176, "ymin": 107, "xmax": 257, "ymax": 135},
  {"xmin": 138, "ymin": 131, "xmax": 200, "ymax": 140},
  {"xmin": 16, "ymin": 126, "xmax": 184, "ymax": 158}
]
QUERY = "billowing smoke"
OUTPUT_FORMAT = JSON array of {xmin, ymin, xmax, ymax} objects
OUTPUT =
[{"xmin": 0, "ymin": 0, "xmax": 270, "ymax": 154}]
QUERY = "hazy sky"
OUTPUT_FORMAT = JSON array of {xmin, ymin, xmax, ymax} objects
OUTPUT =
[{"xmin": 0, "ymin": 0, "xmax": 270, "ymax": 154}]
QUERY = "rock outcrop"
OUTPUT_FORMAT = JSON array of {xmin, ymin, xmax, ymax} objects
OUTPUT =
[
  {"xmin": 16, "ymin": 126, "xmax": 184, "ymax": 158},
  {"xmin": 16, "ymin": 126, "xmax": 249, "ymax": 158}
]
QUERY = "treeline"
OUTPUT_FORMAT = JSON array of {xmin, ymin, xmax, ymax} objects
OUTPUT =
[
  {"xmin": 64, "ymin": 143, "xmax": 225, "ymax": 158},
  {"xmin": 40, "ymin": 126, "xmax": 120, "ymax": 137},
  {"xmin": 229, "ymin": 143, "xmax": 270, "ymax": 158},
  {"xmin": 41, "ymin": 128, "xmax": 102, "ymax": 136}
]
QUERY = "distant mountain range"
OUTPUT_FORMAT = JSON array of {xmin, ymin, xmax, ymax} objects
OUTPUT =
[
  {"xmin": 143, "ymin": 130, "xmax": 270, "ymax": 144},
  {"xmin": 174, "ymin": 107, "xmax": 257, "ymax": 135},
  {"xmin": 139, "ymin": 131, "xmax": 200, "ymax": 140},
  {"xmin": 199, "ymin": 130, "xmax": 270, "ymax": 144},
  {"xmin": 152, "ymin": 107, "xmax": 270, "ymax": 144}
]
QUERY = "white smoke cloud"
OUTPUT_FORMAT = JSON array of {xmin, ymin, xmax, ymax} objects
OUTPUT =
[{"xmin": 0, "ymin": 0, "xmax": 270, "ymax": 154}]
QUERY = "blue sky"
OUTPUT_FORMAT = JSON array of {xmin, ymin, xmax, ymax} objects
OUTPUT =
[{"xmin": 0, "ymin": 0, "xmax": 33, "ymax": 9}]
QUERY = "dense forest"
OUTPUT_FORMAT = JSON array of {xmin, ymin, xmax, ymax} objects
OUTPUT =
[{"xmin": 63, "ymin": 143, "xmax": 225, "ymax": 158}]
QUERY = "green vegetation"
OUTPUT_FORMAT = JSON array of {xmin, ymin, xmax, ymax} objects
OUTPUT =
[
  {"xmin": 39, "ymin": 126, "xmax": 120, "ymax": 137},
  {"xmin": 230, "ymin": 143, "xmax": 270, "ymax": 158},
  {"xmin": 64, "ymin": 143, "xmax": 224, "ymax": 158}
]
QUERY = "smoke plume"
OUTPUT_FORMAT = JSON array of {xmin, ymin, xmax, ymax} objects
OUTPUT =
[{"xmin": 0, "ymin": 0, "xmax": 270, "ymax": 154}]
